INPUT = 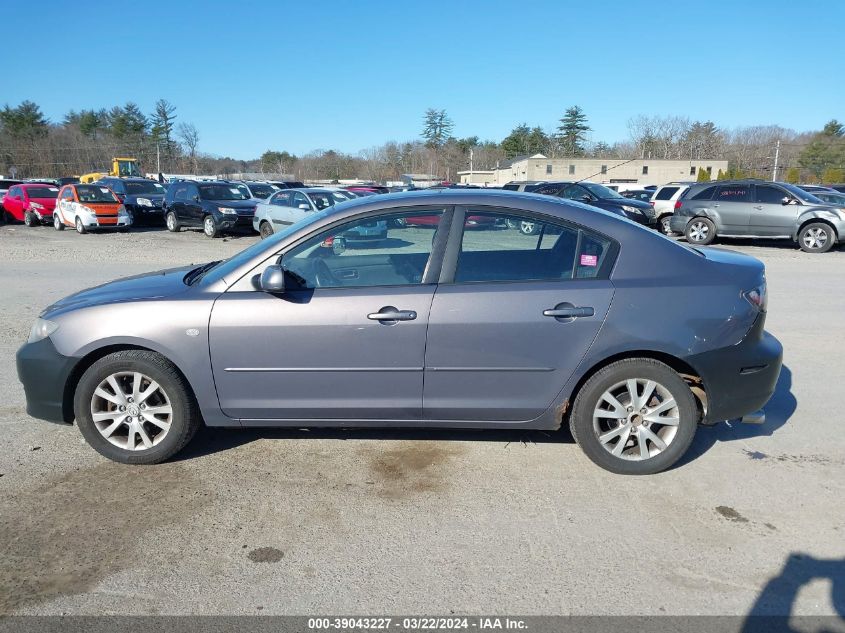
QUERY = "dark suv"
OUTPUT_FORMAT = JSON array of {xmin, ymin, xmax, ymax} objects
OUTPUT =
[
  {"xmin": 670, "ymin": 179, "xmax": 845, "ymax": 253},
  {"xmin": 98, "ymin": 177, "xmax": 167, "ymax": 226},
  {"xmin": 163, "ymin": 180, "xmax": 257, "ymax": 238},
  {"xmin": 533, "ymin": 181, "xmax": 657, "ymax": 227}
]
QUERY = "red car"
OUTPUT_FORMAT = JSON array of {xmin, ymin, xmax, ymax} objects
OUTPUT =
[
  {"xmin": 343, "ymin": 186, "xmax": 390, "ymax": 196},
  {"xmin": 2, "ymin": 183, "xmax": 60, "ymax": 226}
]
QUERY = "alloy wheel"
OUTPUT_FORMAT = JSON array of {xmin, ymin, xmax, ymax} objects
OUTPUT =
[
  {"xmin": 592, "ymin": 378, "xmax": 680, "ymax": 461},
  {"xmin": 166, "ymin": 213, "xmax": 175, "ymax": 231},
  {"xmin": 802, "ymin": 227, "xmax": 828, "ymax": 250},
  {"xmin": 90, "ymin": 371, "xmax": 173, "ymax": 451},
  {"xmin": 688, "ymin": 221, "xmax": 709, "ymax": 242},
  {"xmin": 660, "ymin": 217, "xmax": 672, "ymax": 235},
  {"xmin": 203, "ymin": 217, "xmax": 216, "ymax": 237}
]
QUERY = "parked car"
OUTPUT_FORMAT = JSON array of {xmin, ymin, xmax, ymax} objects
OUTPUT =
[
  {"xmin": 17, "ymin": 190, "xmax": 781, "ymax": 475},
  {"xmin": 812, "ymin": 191, "xmax": 845, "ymax": 206},
  {"xmin": 58, "ymin": 176, "xmax": 81, "ymax": 187},
  {"xmin": 98, "ymin": 177, "xmax": 167, "ymax": 226},
  {"xmin": 670, "ymin": 179, "xmax": 845, "ymax": 253},
  {"xmin": 2, "ymin": 183, "xmax": 60, "ymax": 225},
  {"xmin": 238, "ymin": 181, "xmax": 279, "ymax": 200},
  {"xmin": 163, "ymin": 180, "xmax": 257, "ymax": 238},
  {"xmin": 829, "ymin": 184, "xmax": 845, "ymax": 193},
  {"xmin": 532, "ymin": 181, "xmax": 657, "ymax": 227},
  {"xmin": 253, "ymin": 188, "xmax": 360, "ymax": 238},
  {"xmin": 343, "ymin": 185, "xmax": 390, "ymax": 195},
  {"xmin": 650, "ymin": 183, "xmax": 692, "ymax": 234},
  {"xmin": 502, "ymin": 181, "xmax": 546, "ymax": 192},
  {"xmin": 53, "ymin": 183, "xmax": 132, "ymax": 233},
  {"xmin": 268, "ymin": 181, "xmax": 306, "ymax": 189},
  {"xmin": 797, "ymin": 184, "xmax": 836, "ymax": 194},
  {"xmin": 620, "ymin": 189, "xmax": 654, "ymax": 203},
  {"xmin": 0, "ymin": 179, "xmax": 24, "ymax": 211}
]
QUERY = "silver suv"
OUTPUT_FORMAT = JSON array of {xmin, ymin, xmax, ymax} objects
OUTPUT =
[{"xmin": 670, "ymin": 179, "xmax": 845, "ymax": 253}]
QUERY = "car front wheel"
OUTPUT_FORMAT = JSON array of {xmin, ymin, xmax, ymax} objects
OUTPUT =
[
  {"xmin": 73, "ymin": 350, "xmax": 201, "ymax": 464},
  {"xmin": 798, "ymin": 222, "xmax": 834, "ymax": 253},
  {"xmin": 685, "ymin": 217, "xmax": 716, "ymax": 245},
  {"xmin": 570, "ymin": 358, "xmax": 698, "ymax": 475},
  {"xmin": 24, "ymin": 212, "xmax": 36, "ymax": 227},
  {"xmin": 203, "ymin": 216, "xmax": 219, "ymax": 238},
  {"xmin": 659, "ymin": 215, "xmax": 673, "ymax": 235},
  {"xmin": 75, "ymin": 217, "xmax": 87, "ymax": 234}
]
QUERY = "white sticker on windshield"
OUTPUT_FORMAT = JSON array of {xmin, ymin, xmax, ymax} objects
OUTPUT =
[
  {"xmin": 49, "ymin": 187, "xmax": 59, "ymax": 191},
  {"xmin": 100, "ymin": 187, "xmax": 110, "ymax": 193},
  {"xmin": 229, "ymin": 188, "xmax": 240, "ymax": 194}
]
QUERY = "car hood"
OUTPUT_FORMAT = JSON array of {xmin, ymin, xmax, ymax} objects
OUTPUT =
[
  {"xmin": 602, "ymin": 197, "xmax": 651, "ymax": 209},
  {"xmin": 43, "ymin": 265, "xmax": 195, "ymax": 317},
  {"xmin": 124, "ymin": 193, "xmax": 165, "ymax": 204}
]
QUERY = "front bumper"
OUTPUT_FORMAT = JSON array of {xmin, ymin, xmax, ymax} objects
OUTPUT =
[
  {"xmin": 16, "ymin": 337, "xmax": 78, "ymax": 424},
  {"xmin": 686, "ymin": 314, "xmax": 783, "ymax": 423}
]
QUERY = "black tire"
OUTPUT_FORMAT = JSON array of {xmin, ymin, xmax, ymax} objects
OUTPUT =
[
  {"xmin": 166, "ymin": 211, "xmax": 181, "ymax": 232},
  {"xmin": 53, "ymin": 214, "xmax": 65, "ymax": 231},
  {"xmin": 684, "ymin": 217, "xmax": 716, "ymax": 245},
  {"xmin": 75, "ymin": 216, "xmax": 87, "ymax": 234},
  {"xmin": 798, "ymin": 222, "xmax": 835, "ymax": 254},
  {"xmin": 23, "ymin": 212, "xmax": 36, "ymax": 227},
  {"xmin": 658, "ymin": 215, "xmax": 673, "ymax": 236},
  {"xmin": 73, "ymin": 350, "xmax": 201, "ymax": 465},
  {"xmin": 203, "ymin": 215, "xmax": 219, "ymax": 238},
  {"xmin": 259, "ymin": 221, "xmax": 274, "ymax": 239},
  {"xmin": 570, "ymin": 358, "xmax": 698, "ymax": 475}
]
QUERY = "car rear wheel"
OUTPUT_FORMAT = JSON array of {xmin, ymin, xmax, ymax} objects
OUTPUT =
[
  {"xmin": 53, "ymin": 214, "xmax": 64, "ymax": 231},
  {"xmin": 203, "ymin": 216, "xmax": 219, "ymax": 238},
  {"xmin": 798, "ymin": 222, "xmax": 834, "ymax": 253},
  {"xmin": 75, "ymin": 217, "xmax": 87, "ymax": 234},
  {"xmin": 685, "ymin": 217, "xmax": 715, "ymax": 245},
  {"xmin": 570, "ymin": 358, "xmax": 698, "ymax": 475},
  {"xmin": 259, "ymin": 221, "xmax": 274, "ymax": 239},
  {"xmin": 519, "ymin": 220, "xmax": 540, "ymax": 235},
  {"xmin": 166, "ymin": 211, "xmax": 180, "ymax": 232},
  {"xmin": 73, "ymin": 350, "xmax": 201, "ymax": 465}
]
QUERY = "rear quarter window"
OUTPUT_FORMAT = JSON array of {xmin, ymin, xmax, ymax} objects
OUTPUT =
[{"xmin": 689, "ymin": 186, "xmax": 717, "ymax": 200}]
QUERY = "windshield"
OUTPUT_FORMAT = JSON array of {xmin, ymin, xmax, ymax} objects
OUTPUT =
[
  {"xmin": 308, "ymin": 192, "xmax": 339, "ymax": 210},
  {"xmin": 124, "ymin": 181, "xmax": 166, "ymax": 195},
  {"xmin": 76, "ymin": 185, "xmax": 118, "ymax": 203},
  {"xmin": 780, "ymin": 183, "xmax": 824, "ymax": 204},
  {"xmin": 816, "ymin": 192, "xmax": 845, "ymax": 205},
  {"xmin": 248, "ymin": 184, "xmax": 277, "ymax": 199},
  {"xmin": 582, "ymin": 182, "xmax": 624, "ymax": 199},
  {"xmin": 198, "ymin": 208, "xmax": 334, "ymax": 285},
  {"xmin": 199, "ymin": 184, "xmax": 249, "ymax": 201},
  {"xmin": 26, "ymin": 186, "xmax": 59, "ymax": 199},
  {"xmin": 332, "ymin": 190, "xmax": 355, "ymax": 201}
]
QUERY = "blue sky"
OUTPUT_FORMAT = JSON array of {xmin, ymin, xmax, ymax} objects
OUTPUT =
[{"xmin": 6, "ymin": 0, "xmax": 843, "ymax": 158}]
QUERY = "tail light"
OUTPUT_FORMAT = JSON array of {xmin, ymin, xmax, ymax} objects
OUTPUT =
[
  {"xmin": 649, "ymin": 201, "xmax": 655, "ymax": 206},
  {"xmin": 743, "ymin": 280, "xmax": 768, "ymax": 312},
  {"xmin": 674, "ymin": 200, "xmax": 683, "ymax": 210}
]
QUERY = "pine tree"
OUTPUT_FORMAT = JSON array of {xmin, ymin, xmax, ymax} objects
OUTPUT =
[
  {"xmin": 696, "ymin": 168, "xmax": 710, "ymax": 182},
  {"xmin": 784, "ymin": 167, "xmax": 801, "ymax": 183},
  {"xmin": 421, "ymin": 108, "xmax": 454, "ymax": 149},
  {"xmin": 556, "ymin": 106, "xmax": 590, "ymax": 156}
]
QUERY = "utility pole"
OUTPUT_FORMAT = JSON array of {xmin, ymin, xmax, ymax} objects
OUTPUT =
[
  {"xmin": 772, "ymin": 139, "xmax": 780, "ymax": 182},
  {"xmin": 469, "ymin": 148, "xmax": 474, "ymax": 185},
  {"xmin": 156, "ymin": 143, "xmax": 161, "ymax": 174}
]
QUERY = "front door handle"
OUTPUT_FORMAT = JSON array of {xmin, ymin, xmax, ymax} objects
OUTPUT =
[
  {"xmin": 367, "ymin": 306, "xmax": 417, "ymax": 322},
  {"xmin": 753, "ymin": 205, "xmax": 763, "ymax": 210},
  {"xmin": 543, "ymin": 305, "xmax": 594, "ymax": 319}
]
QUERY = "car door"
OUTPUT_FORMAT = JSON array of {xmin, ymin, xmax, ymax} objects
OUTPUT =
[
  {"xmin": 185, "ymin": 184, "xmax": 204, "ymax": 225},
  {"xmin": 168, "ymin": 184, "xmax": 188, "ymax": 223},
  {"xmin": 208, "ymin": 206, "xmax": 451, "ymax": 422},
  {"xmin": 266, "ymin": 191, "xmax": 297, "ymax": 228},
  {"xmin": 712, "ymin": 184, "xmax": 752, "ymax": 234},
  {"xmin": 751, "ymin": 184, "xmax": 797, "ymax": 237},
  {"xmin": 423, "ymin": 207, "xmax": 616, "ymax": 422},
  {"xmin": 5, "ymin": 186, "xmax": 23, "ymax": 218},
  {"xmin": 57, "ymin": 187, "xmax": 75, "ymax": 225}
]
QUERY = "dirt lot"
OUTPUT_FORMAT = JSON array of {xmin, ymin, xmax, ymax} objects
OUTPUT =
[{"xmin": 0, "ymin": 223, "xmax": 843, "ymax": 616}]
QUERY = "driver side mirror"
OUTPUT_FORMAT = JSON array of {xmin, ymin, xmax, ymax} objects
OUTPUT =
[
  {"xmin": 298, "ymin": 203, "xmax": 311, "ymax": 211},
  {"xmin": 259, "ymin": 264, "xmax": 286, "ymax": 293}
]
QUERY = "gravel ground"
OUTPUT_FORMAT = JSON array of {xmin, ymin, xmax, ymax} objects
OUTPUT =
[{"xmin": 0, "ymin": 222, "xmax": 843, "ymax": 617}]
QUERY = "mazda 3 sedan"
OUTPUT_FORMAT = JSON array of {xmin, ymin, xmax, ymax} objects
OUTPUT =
[{"xmin": 17, "ymin": 190, "xmax": 782, "ymax": 474}]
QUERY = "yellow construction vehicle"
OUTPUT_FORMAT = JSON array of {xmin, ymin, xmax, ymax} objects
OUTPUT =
[{"xmin": 79, "ymin": 157, "xmax": 142, "ymax": 183}]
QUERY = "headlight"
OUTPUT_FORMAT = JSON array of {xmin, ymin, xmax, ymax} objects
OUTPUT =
[
  {"xmin": 218, "ymin": 207, "xmax": 237, "ymax": 215},
  {"xmin": 28, "ymin": 318, "xmax": 59, "ymax": 343},
  {"xmin": 620, "ymin": 205, "xmax": 645, "ymax": 217},
  {"xmin": 29, "ymin": 202, "xmax": 44, "ymax": 210},
  {"xmin": 137, "ymin": 197, "xmax": 153, "ymax": 207}
]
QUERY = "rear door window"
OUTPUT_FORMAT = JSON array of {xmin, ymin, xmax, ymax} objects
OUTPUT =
[
  {"xmin": 454, "ymin": 210, "xmax": 613, "ymax": 283},
  {"xmin": 689, "ymin": 186, "xmax": 717, "ymax": 200},
  {"xmin": 715, "ymin": 185, "xmax": 751, "ymax": 202}
]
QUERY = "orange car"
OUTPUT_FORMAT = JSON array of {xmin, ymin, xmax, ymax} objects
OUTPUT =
[{"xmin": 53, "ymin": 183, "xmax": 132, "ymax": 233}]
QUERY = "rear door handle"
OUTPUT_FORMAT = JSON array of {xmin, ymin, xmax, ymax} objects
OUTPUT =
[
  {"xmin": 543, "ymin": 306, "xmax": 594, "ymax": 319},
  {"xmin": 367, "ymin": 306, "xmax": 417, "ymax": 322}
]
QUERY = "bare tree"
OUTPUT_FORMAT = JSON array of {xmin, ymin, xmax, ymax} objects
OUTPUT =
[{"xmin": 177, "ymin": 123, "xmax": 199, "ymax": 173}]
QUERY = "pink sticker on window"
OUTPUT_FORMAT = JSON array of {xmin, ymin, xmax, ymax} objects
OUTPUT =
[{"xmin": 580, "ymin": 254, "xmax": 598, "ymax": 267}]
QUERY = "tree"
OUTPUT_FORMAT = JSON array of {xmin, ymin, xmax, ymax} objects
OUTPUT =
[
  {"xmin": 421, "ymin": 108, "xmax": 453, "ymax": 149},
  {"xmin": 799, "ymin": 119, "xmax": 845, "ymax": 177},
  {"xmin": 177, "ymin": 123, "xmax": 200, "ymax": 172},
  {"xmin": 0, "ymin": 101, "xmax": 49, "ymax": 140},
  {"xmin": 151, "ymin": 99, "xmax": 177, "ymax": 165},
  {"xmin": 556, "ymin": 106, "xmax": 590, "ymax": 156},
  {"xmin": 821, "ymin": 167, "xmax": 844, "ymax": 183},
  {"xmin": 697, "ymin": 167, "xmax": 710, "ymax": 182},
  {"xmin": 716, "ymin": 169, "xmax": 728, "ymax": 180},
  {"xmin": 107, "ymin": 103, "xmax": 148, "ymax": 139},
  {"xmin": 500, "ymin": 124, "xmax": 548, "ymax": 158},
  {"xmin": 784, "ymin": 167, "xmax": 801, "ymax": 183},
  {"xmin": 259, "ymin": 149, "xmax": 296, "ymax": 175}
]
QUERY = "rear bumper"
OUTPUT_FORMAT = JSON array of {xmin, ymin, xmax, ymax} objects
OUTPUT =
[
  {"xmin": 670, "ymin": 214, "xmax": 690, "ymax": 233},
  {"xmin": 16, "ymin": 337, "xmax": 78, "ymax": 424},
  {"xmin": 686, "ymin": 314, "xmax": 783, "ymax": 423}
]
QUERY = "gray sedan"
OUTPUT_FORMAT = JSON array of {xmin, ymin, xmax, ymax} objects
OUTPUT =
[{"xmin": 17, "ymin": 190, "xmax": 782, "ymax": 474}]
